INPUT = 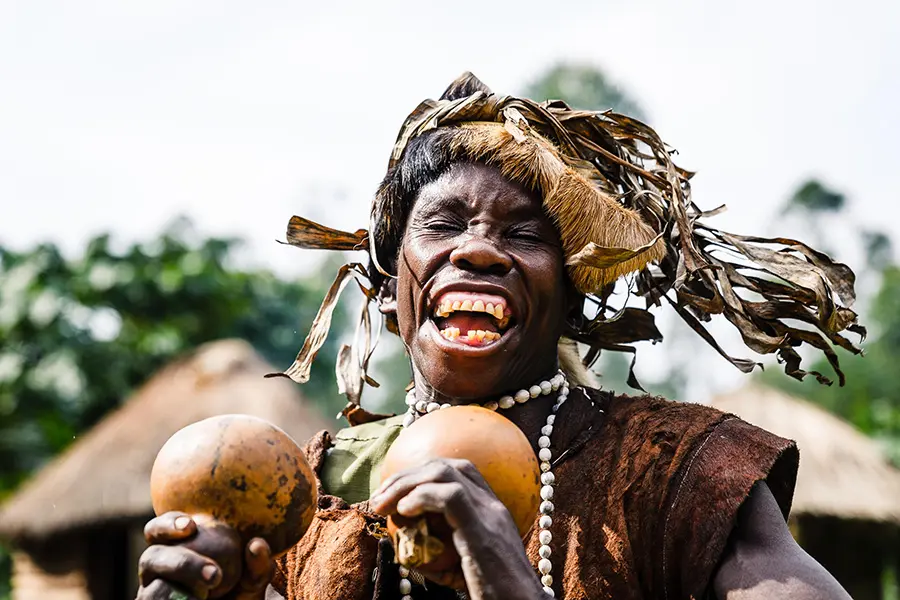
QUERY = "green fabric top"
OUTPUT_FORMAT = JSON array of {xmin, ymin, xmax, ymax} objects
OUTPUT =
[{"xmin": 321, "ymin": 414, "xmax": 405, "ymax": 504}]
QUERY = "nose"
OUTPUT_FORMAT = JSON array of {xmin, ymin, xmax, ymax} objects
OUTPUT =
[{"xmin": 449, "ymin": 235, "xmax": 513, "ymax": 275}]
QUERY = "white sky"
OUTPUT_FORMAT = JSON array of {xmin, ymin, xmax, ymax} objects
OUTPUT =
[{"xmin": 1, "ymin": 0, "xmax": 897, "ymax": 399}]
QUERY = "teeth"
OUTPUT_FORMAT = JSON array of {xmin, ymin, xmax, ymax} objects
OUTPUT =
[
  {"xmin": 441, "ymin": 327, "xmax": 501, "ymax": 344},
  {"xmin": 432, "ymin": 296, "xmax": 510, "ymax": 323},
  {"xmin": 439, "ymin": 327, "xmax": 460, "ymax": 340}
]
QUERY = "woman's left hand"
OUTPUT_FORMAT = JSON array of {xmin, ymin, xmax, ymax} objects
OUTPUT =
[{"xmin": 369, "ymin": 458, "xmax": 546, "ymax": 600}]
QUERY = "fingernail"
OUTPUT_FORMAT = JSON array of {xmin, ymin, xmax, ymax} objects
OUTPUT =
[
  {"xmin": 248, "ymin": 539, "xmax": 264, "ymax": 557},
  {"xmin": 174, "ymin": 516, "xmax": 191, "ymax": 530},
  {"xmin": 202, "ymin": 564, "xmax": 219, "ymax": 583}
]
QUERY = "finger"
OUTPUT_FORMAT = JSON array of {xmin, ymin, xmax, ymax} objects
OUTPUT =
[
  {"xmin": 233, "ymin": 538, "xmax": 274, "ymax": 599},
  {"xmin": 374, "ymin": 458, "xmax": 487, "ymax": 498},
  {"xmin": 145, "ymin": 512, "xmax": 197, "ymax": 544},
  {"xmin": 441, "ymin": 458, "xmax": 492, "ymax": 492},
  {"xmin": 395, "ymin": 482, "xmax": 472, "ymax": 525},
  {"xmin": 138, "ymin": 545, "xmax": 222, "ymax": 598},
  {"xmin": 371, "ymin": 460, "xmax": 476, "ymax": 515},
  {"xmin": 138, "ymin": 579, "xmax": 199, "ymax": 600}
]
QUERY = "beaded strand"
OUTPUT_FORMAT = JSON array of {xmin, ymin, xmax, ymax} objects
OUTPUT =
[
  {"xmin": 398, "ymin": 372, "xmax": 569, "ymax": 598},
  {"xmin": 401, "ymin": 370, "xmax": 567, "ymax": 427}
]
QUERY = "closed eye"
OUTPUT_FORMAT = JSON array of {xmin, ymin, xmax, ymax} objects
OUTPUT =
[
  {"xmin": 422, "ymin": 219, "xmax": 465, "ymax": 233},
  {"xmin": 507, "ymin": 228, "xmax": 546, "ymax": 243}
]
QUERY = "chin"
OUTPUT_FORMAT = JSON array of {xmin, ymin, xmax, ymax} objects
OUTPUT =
[{"xmin": 411, "ymin": 324, "xmax": 534, "ymax": 400}]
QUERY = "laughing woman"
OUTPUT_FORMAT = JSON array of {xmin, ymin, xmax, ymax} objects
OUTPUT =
[{"xmin": 136, "ymin": 74, "xmax": 859, "ymax": 599}]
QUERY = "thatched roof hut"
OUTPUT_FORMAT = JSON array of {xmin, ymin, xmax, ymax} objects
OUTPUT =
[
  {"xmin": 709, "ymin": 385, "xmax": 900, "ymax": 600},
  {"xmin": 0, "ymin": 339, "xmax": 332, "ymax": 600}
]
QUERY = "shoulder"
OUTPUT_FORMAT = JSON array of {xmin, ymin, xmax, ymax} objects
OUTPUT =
[
  {"xmin": 585, "ymin": 389, "xmax": 799, "ymax": 598},
  {"xmin": 591, "ymin": 389, "xmax": 798, "ymax": 513},
  {"xmin": 603, "ymin": 390, "xmax": 730, "ymax": 433}
]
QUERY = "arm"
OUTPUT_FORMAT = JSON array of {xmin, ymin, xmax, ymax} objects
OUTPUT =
[{"xmin": 713, "ymin": 482, "xmax": 850, "ymax": 600}]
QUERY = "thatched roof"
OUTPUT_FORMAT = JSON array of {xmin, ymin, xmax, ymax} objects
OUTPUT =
[
  {"xmin": 0, "ymin": 339, "xmax": 333, "ymax": 542},
  {"xmin": 709, "ymin": 386, "xmax": 900, "ymax": 524}
]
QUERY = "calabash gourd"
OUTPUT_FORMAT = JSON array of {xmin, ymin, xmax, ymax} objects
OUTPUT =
[
  {"xmin": 151, "ymin": 415, "xmax": 317, "ymax": 597},
  {"xmin": 380, "ymin": 405, "xmax": 541, "ymax": 573}
]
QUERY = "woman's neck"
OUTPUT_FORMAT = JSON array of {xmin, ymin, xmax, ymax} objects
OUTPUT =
[{"xmin": 409, "ymin": 369, "xmax": 563, "ymax": 453}]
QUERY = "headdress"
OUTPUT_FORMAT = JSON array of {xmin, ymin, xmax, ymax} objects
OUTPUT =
[{"xmin": 270, "ymin": 72, "xmax": 864, "ymax": 409}]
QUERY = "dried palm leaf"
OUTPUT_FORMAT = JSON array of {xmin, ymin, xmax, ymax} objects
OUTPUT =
[{"xmin": 276, "ymin": 72, "xmax": 864, "ymax": 404}]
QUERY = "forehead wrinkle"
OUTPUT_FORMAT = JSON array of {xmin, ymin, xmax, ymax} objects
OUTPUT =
[{"xmin": 415, "ymin": 166, "xmax": 542, "ymax": 221}]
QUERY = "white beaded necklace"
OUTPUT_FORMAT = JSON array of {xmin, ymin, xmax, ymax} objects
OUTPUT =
[{"xmin": 398, "ymin": 371, "xmax": 569, "ymax": 598}]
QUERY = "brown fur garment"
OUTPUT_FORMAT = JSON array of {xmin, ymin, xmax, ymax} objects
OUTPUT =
[{"xmin": 446, "ymin": 122, "xmax": 666, "ymax": 293}]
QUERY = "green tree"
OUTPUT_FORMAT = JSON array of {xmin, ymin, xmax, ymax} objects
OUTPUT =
[
  {"xmin": 523, "ymin": 63, "xmax": 645, "ymax": 118},
  {"xmin": 763, "ymin": 179, "xmax": 899, "ymax": 464},
  {"xmin": 0, "ymin": 220, "xmax": 345, "ymax": 494},
  {"xmin": 0, "ymin": 220, "xmax": 347, "ymax": 597},
  {"xmin": 783, "ymin": 179, "xmax": 846, "ymax": 214}
]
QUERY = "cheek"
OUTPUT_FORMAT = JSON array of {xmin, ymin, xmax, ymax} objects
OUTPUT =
[
  {"xmin": 393, "ymin": 241, "xmax": 436, "ymax": 339},
  {"xmin": 529, "ymin": 253, "xmax": 569, "ymax": 321}
]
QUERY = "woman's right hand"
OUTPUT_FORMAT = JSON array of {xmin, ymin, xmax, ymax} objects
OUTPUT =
[{"xmin": 136, "ymin": 512, "xmax": 275, "ymax": 600}]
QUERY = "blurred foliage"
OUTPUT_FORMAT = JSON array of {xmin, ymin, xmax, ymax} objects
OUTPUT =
[
  {"xmin": 763, "ymin": 265, "xmax": 900, "ymax": 465},
  {"xmin": 763, "ymin": 180, "xmax": 900, "ymax": 465},
  {"xmin": 782, "ymin": 179, "xmax": 846, "ymax": 214},
  {"xmin": 863, "ymin": 230, "xmax": 894, "ymax": 271},
  {"xmin": 523, "ymin": 63, "xmax": 645, "ymax": 118},
  {"xmin": 0, "ymin": 218, "xmax": 345, "ymax": 499}
]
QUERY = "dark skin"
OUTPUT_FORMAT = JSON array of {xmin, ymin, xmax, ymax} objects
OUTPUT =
[{"xmin": 137, "ymin": 163, "xmax": 850, "ymax": 600}]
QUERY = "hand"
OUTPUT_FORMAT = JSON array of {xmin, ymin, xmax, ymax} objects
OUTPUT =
[
  {"xmin": 370, "ymin": 458, "xmax": 545, "ymax": 600},
  {"xmin": 136, "ymin": 512, "xmax": 275, "ymax": 600}
]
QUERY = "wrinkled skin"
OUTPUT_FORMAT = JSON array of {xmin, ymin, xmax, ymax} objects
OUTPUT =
[
  {"xmin": 136, "ymin": 163, "xmax": 849, "ymax": 600},
  {"xmin": 137, "ymin": 511, "xmax": 273, "ymax": 600}
]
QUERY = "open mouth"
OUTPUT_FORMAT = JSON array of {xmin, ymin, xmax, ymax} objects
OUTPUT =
[{"xmin": 429, "ymin": 291, "xmax": 515, "ymax": 348}]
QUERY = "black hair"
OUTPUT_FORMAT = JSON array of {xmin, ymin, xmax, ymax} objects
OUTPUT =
[
  {"xmin": 368, "ymin": 75, "xmax": 494, "ymax": 289},
  {"xmin": 369, "ymin": 128, "xmax": 457, "ymax": 287}
]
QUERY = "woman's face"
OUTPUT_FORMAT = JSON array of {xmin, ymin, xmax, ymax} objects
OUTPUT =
[{"xmin": 393, "ymin": 162, "xmax": 569, "ymax": 400}]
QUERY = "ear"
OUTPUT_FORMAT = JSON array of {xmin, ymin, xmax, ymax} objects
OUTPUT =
[
  {"xmin": 377, "ymin": 278, "xmax": 400, "ymax": 335},
  {"xmin": 377, "ymin": 278, "xmax": 397, "ymax": 316}
]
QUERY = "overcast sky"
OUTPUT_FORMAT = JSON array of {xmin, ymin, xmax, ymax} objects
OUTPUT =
[{"xmin": 1, "ymin": 0, "xmax": 897, "ymax": 398}]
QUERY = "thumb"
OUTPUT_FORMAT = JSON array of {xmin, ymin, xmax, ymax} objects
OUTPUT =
[{"xmin": 234, "ymin": 538, "xmax": 274, "ymax": 600}]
